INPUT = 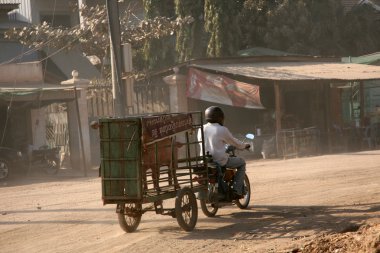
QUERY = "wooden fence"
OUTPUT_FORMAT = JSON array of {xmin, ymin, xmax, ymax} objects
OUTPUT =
[
  {"xmin": 86, "ymin": 78, "xmax": 170, "ymax": 165},
  {"xmin": 276, "ymin": 127, "xmax": 321, "ymax": 159},
  {"xmin": 87, "ymin": 79, "xmax": 170, "ymax": 118},
  {"xmin": 44, "ymin": 79, "xmax": 170, "ymax": 165}
]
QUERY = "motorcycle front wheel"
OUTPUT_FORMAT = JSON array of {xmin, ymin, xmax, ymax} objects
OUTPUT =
[{"xmin": 235, "ymin": 174, "xmax": 251, "ymax": 209}]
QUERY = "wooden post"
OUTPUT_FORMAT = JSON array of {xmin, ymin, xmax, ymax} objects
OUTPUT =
[
  {"xmin": 163, "ymin": 67, "xmax": 187, "ymax": 113},
  {"xmin": 324, "ymin": 82, "xmax": 332, "ymax": 153},
  {"xmin": 106, "ymin": 0, "xmax": 126, "ymax": 117},
  {"xmin": 274, "ymin": 82, "xmax": 282, "ymax": 132},
  {"xmin": 360, "ymin": 81, "xmax": 365, "ymax": 127},
  {"xmin": 74, "ymin": 87, "xmax": 88, "ymax": 177},
  {"xmin": 274, "ymin": 81, "xmax": 282, "ymax": 156},
  {"xmin": 122, "ymin": 43, "xmax": 134, "ymax": 114},
  {"xmin": 61, "ymin": 72, "xmax": 90, "ymax": 174}
]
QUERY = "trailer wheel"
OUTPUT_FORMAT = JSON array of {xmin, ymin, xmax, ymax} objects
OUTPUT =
[
  {"xmin": 235, "ymin": 174, "xmax": 251, "ymax": 209},
  {"xmin": 175, "ymin": 187, "xmax": 198, "ymax": 231},
  {"xmin": 117, "ymin": 203, "xmax": 142, "ymax": 233}
]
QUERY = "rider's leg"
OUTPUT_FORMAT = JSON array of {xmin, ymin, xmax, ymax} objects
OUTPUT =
[
  {"xmin": 225, "ymin": 157, "xmax": 246, "ymax": 195},
  {"xmin": 216, "ymin": 164, "xmax": 228, "ymax": 194}
]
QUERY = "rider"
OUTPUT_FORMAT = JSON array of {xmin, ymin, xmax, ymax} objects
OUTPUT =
[{"xmin": 199, "ymin": 106, "xmax": 250, "ymax": 199}]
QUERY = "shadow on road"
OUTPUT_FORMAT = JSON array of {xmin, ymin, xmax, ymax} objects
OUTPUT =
[
  {"xmin": 177, "ymin": 202, "xmax": 380, "ymax": 241},
  {"xmin": 0, "ymin": 167, "xmax": 99, "ymax": 187}
]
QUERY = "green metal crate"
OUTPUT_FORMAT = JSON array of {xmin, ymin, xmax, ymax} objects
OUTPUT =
[
  {"xmin": 98, "ymin": 112, "xmax": 207, "ymax": 205},
  {"xmin": 99, "ymin": 117, "xmax": 142, "ymax": 203}
]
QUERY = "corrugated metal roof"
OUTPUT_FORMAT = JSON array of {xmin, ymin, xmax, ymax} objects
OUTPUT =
[
  {"xmin": 237, "ymin": 47, "xmax": 298, "ymax": 57},
  {"xmin": 341, "ymin": 0, "xmax": 359, "ymax": 12},
  {"xmin": 342, "ymin": 52, "xmax": 380, "ymax": 65},
  {"xmin": 191, "ymin": 61, "xmax": 380, "ymax": 81}
]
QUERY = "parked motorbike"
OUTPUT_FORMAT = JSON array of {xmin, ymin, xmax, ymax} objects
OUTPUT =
[
  {"xmin": 28, "ymin": 145, "xmax": 61, "ymax": 175},
  {"xmin": 198, "ymin": 133, "xmax": 254, "ymax": 217}
]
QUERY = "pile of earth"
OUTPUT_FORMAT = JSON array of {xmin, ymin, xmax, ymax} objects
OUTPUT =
[{"xmin": 293, "ymin": 223, "xmax": 380, "ymax": 253}]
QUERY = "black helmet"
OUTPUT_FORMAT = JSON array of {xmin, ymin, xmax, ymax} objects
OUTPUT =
[{"xmin": 205, "ymin": 106, "xmax": 224, "ymax": 125}]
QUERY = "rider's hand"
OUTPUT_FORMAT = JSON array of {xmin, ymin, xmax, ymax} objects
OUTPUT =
[{"xmin": 244, "ymin": 143, "xmax": 251, "ymax": 150}]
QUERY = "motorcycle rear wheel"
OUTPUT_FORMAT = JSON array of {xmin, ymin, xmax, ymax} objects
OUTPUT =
[
  {"xmin": 0, "ymin": 159, "xmax": 10, "ymax": 180},
  {"xmin": 44, "ymin": 158, "xmax": 60, "ymax": 175},
  {"xmin": 200, "ymin": 185, "xmax": 219, "ymax": 217},
  {"xmin": 200, "ymin": 199, "xmax": 219, "ymax": 217},
  {"xmin": 235, "ymin": 174, "xmax": 251, "ymax": 209}
]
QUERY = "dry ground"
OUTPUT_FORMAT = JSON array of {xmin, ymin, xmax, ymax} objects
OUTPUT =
[{"xmin": 1, "ymin": 150, "xmax": 380, "ymax": 253}]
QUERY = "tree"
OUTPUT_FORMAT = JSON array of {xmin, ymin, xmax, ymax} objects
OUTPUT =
[
  {"xmin": 4, "ymin": 4, "xmax": 193, "ymax": 72},
  {"xmin": 306, "ymin": 0, "xmax": 345, "ymax": 56},
  {"xmin": 262, "ymin": 0, "xmax": 349, "ymax": 56},
  {"xmin": 204, "ymin": 0, "xmax": 243, "ymax": 57},
  {"xmin": 340, "ymin": 4, "xmax": 380, "ymax": 56},
  {"xmin": 175, "ymin": 0, "xmax": 206, "ymax": 62},
  {"xmin": 263, "ymin": 0, "xmax": 312, "ymax": 54},
  {"xmin": 7, "ymin": 1, "xmax": 380, "ymax": 71},
  {"xmin": 142, "ymin": 0, "xmax": 176, "ymax": 70},
  {"xmin": 260, "ymin": 0, "xmax": 380, "ymax": 57},
  {"xmin": 238, "ymin": 0, "xmax": 282, "ymax": 49}
]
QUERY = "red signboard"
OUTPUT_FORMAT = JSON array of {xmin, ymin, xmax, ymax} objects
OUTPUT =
[
  {"xmin": 141, "ymin": 113, "xmax": 193, "ymax": 143},
  {"xmin": 186, "ymin": 68, "xmax": 263, "ymax": 109}
]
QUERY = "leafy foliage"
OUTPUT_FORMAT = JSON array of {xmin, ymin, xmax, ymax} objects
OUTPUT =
[
  {"xmin": 175, "ymin": 0, "xmax": 206, "ymax": 62},
  {"xmin": 263, "ymin": 0, "xmax": 313, "ymax": 54},
  {"xmin": 204, "ymin": 0, "xmax": 243, "ymax": 57},
  {"xmin": 238, "ymin": 0, "xmax": 282, "ymax": 49},
  {"xmin": 4, "ymin": 1, "xmax": 380, "ymax": 71},
  {"xmin": 263, "ymin": 0, "xmax": 348, "ymax": 56},
  {"xmin": 262, "ymin": 0, "xmax": 380, "ymax": 57},
  {"xmin": 142, "ymin": 0, "xmax": 177, "ymax": 70},
  {"xmin": 340, "ymin": 4, "xmax": 380, "ymax": 56},
  {"xmin": 4, "ymin": 4, "xmax": 193, "ymax": 69}
]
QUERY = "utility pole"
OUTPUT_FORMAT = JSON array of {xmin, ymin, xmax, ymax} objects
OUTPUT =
[{"xmin": 106, "ymin": 0, "xmax": 126, "ymax": 117}]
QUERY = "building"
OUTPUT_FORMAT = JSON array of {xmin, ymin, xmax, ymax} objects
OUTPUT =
[
  {"xmin": 156, "ymin": 55, "xmax": 380, "ymax": 158},
  {"xmin": 0, "ymin": 2, "xmax": 99, "ymax": 172}
]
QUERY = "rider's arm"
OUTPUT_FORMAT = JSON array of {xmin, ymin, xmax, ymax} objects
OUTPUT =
[
  {"xmin": 197, "ymin": 128, "xmax": 204, "ymax": 155},
  {"xmin": 222, "ymin": 127, "xmax": 247, "ymax": 150}
]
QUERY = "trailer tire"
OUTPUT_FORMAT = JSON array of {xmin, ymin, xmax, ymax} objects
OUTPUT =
[
  {"xmin": 175, "ymin": 187, "xmax": 197, "ymax": 231},
  {"xmin": 117, "ymin": 203, "xmax": 142, "ymax": 233}
]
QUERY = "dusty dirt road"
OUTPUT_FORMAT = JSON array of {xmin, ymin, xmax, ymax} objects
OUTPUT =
[{"xmin": 1, "ymin": 150, "xmax": 380, "ymax": 253}]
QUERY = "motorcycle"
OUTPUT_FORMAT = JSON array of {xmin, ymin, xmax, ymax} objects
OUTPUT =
[
  {"xmin": 198, "ymin": 133, "xmax": 254, "ymax": 217},
  {"xmin": 27, "ymin": 145, "xmax": 61, "ymax": 175}
]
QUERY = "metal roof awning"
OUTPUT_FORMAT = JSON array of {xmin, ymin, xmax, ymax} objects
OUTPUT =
[
  {"xmin": 191, "ymin": 61, "xmax": 380, "ymax": 81},
  {"xmin": 342, "ymin": 52, "xmax": 380, "ymax": 65}
]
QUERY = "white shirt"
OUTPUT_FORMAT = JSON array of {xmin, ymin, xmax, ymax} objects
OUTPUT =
[{"xmin": 198, "ymin": 122, "xmax": 246, "ymax": 166}]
